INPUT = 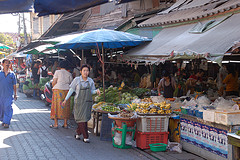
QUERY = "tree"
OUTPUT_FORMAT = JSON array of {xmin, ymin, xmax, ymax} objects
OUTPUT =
[{"xmin": 0, "ymin": 33, "xmax": 16, "ymax": 48}]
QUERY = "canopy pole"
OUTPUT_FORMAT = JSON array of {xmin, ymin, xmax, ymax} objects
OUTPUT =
[
  {"xmin": 81, "ymin": 49, "xmax": 84, "ymax": 66},
  {"xmin": 102, "ymin": 42, "xmax": 105, "ymax": 102},
  {"xmin": 70, "ymin": 49, "xmax": 81, "ymax": 61}
]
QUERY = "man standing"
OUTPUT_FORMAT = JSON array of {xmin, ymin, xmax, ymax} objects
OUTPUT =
[{"xmin": 0, "ymin": 59, "xmax": 17, "ymax": 128}]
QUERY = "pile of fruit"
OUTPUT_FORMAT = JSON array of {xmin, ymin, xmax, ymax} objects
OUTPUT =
[
  {"xmin": 118, "ymin": 92, "xmax": 138, "ymax": 104},
  {"xmin": 141, "ymin": 98, "xmax": 153, "ymax": 103},
  {"xmin": 128, "ymin": 101, "xmax": 172, "ymax": 115},
  {"xmin": 119, "ymin": 110, "xmax": 134, "ymax": 118},
  {"xmin": 101, "ymin": 105, "xmax": 120, "ymax": 112},
  {"xmin": 92, "ymin": 102, "xmax": 106, "ymax": 110}
]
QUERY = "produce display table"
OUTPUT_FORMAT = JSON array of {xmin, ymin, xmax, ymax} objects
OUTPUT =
[
  {"xmin": 227, "ymin": 133, "xmax": 240, "ymax": 160},
  {"xmin": 92, "ymin": 110, "xmax": 118, "ymax": 136},
  {"xmin": 180, "ymin": 114, "xmax": 233, "ymax": 160}
]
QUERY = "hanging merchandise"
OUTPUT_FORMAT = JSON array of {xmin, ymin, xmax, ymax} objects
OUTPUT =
[
  {"xmin": 200, "ymin": 59, "xmax": 208, "ymax": 71},
  {"xmin": 181, "ymin": 62, "xmax": 186, "ymax": 70},
  {"xmin": 134, "ymin": 63, "xmax": 138, "ymax": 70}
]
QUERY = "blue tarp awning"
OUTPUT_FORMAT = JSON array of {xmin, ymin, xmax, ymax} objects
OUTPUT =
[
  {"xmin": 34, "ymin": 0, "xmax": 109, "ymax": 16},
  {"xmin": 0, "ymin": 0, "xmax": 33, "ymax": 14},
  {"xmin": 0, "ymin": 0, "xmax": 137, "ymax": 16}
]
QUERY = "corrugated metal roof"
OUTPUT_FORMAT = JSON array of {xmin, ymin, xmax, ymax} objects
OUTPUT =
[
  {"xmin": 126, "ymin": 13, "xmax": 240, "ymax": 58},
  {"xmin": 160, "ymin": 0, "xmax": 211, "ymax": 14},
  {"xmin": 139, "ymin": 0, "xmax": 240, "ymax": 27},
  {"xmin": 41, "ymin": 10, "xmax": 86, "ymax": 38},
  {"xmin": 179, "ymin": 0, "xmax": 212, "ymax": 10}
]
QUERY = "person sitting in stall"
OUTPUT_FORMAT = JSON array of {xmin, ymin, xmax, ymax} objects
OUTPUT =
[
  {"xmin": 223, "ymin": 64, "xmax": 239, "ymax": 97},
  {"xmin": 158, "ymin": 70, "xmax": 177, "ymax": 98},
  {"xmin": 132, "ymin": 70, "xmax": 141, "ymax": 87},
  {"xmin": 217, "ymin": 64, "xmax": 228, "ymax": 96},
  {"xmin": 186, "ymin": 70, "xmax": 204, "ymax": 93}
]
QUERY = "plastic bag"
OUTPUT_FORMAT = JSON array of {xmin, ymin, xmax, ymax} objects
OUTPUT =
[
  {"xmin": 197, "ymin": 96, "xmax": 211, "ymax": 109},
  {"xmin": 232, "ymin": 104, "xmax": 239, "ymax": 110},
  {"xmin": 113, "ymin": 132, "xmax": 133, "ymax": 146},
  {"xmin": 168, "ymin": 141, "xmax": 182, "ymax": 153},
  {"xmin": 183, "ymin": 98, "xmax": 197, "ymax": 108},
  {"xmin": 114, "ymin": 132, "xmax": 122, "ymax": 145},
  {"xmin": 197, "ymin": 96, "xmax": 211, "ymax": 106},
  {"xmin": 213, "ymin": 97, "xmax": 235, "ymax": 110},
  {"xmin": 150, "ymin": 95, "xmax": 166, "ymax": 103}
]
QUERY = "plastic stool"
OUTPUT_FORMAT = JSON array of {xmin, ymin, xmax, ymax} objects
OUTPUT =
[{"xmin": 112, "ymin": 122, "xmax": 136, "ymax": 149}]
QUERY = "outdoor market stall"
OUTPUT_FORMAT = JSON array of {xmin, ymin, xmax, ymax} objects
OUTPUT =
[{"xmin": 179, "ymin": 96, "xmax": 240, "ymax": 160}]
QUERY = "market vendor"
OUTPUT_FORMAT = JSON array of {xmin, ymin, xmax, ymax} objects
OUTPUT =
[
  {"xmin": 186, "ymin": 70, "xmax": 204, "ymax": 93},
  {"xmin": 223, "ymin": 64, "xmax": 239, "ymax": 96},
  {"xmin": 158, "ymin": 70, "xmax": 176, "ymax": 98},
  {"xmin": 62, "ymin": 64, "xmax": 100, "ymax": 143}
]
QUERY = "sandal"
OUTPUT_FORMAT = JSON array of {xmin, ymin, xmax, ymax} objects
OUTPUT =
[
  {"xmin": 62, "ymin": 125, "xmax": 68, "ymax": 129},
  {"xmin": 49, "ymin": 125, "xmax": 58, "ymax": 129},
  {"xmin": 4, "ymin": 124, "xmax": 9, "ymax": 128}
]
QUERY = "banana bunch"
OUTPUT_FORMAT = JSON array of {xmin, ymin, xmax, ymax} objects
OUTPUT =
[
  {"xmin": 141, "ymin": 98, "xmax": 153, "ymax": 103},
  {"xmin": 92, "ymin": 102, "xmax": 106, "ymax": 110},
  {"xmin": 165, "ymin": 110, "xmax": 172, "ymax": 114},
  {"xmin": 149, "ymin": 108, "xmax": 157, "ymax": 114},
  {"xmin": 126, "ymin": 103, "xmax": 138, "ymax": 111},
  {"xmin": 135, "ymin": 108, "xmax": 149, "ymax": 114},
  {"xmin": 157, "ymin": 110, "xmax": 165, "ymax": 114}
]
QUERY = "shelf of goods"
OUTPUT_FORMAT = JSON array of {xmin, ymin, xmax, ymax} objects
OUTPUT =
[{"xmin": 180, "ymin": 114, "xmax": 236, "ymax": 160}]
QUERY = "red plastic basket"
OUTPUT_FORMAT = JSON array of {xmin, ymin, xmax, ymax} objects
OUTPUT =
[{"xmin": 136, "ymin": 131, "xmax": 168, "ymax": 149}]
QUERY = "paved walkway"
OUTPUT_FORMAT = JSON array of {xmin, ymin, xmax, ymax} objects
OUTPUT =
[
  {"xmin": 0, "ymin": 92, "xmax": 153, "ymax": 160},
  {"xmin": 0, "ymin": 92, "xmax": 205, "ymax": 160}
]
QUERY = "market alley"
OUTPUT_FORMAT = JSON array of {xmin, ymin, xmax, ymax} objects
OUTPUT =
[{"xmin": 0, "ymin": 92, "xmax": 152, "ymax": 160}]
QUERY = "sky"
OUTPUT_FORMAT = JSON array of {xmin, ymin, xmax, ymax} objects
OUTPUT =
[{"xmin": 0, "ymin": 13, "xmax": 30, "ymax": 33}]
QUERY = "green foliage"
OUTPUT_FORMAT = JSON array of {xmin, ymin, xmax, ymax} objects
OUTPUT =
[
  {"xmin": 95, "ymin": 87, "xmax": 120, "ymax": 103},
  {"xmin": 0, "ymin": 33, "xmax": 15, "ymax": 48},
  {"xmin": 131, "ymin": 88, "xmax": 150, "ymax": 98}
]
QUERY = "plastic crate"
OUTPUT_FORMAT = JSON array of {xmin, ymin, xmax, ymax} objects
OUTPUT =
[
  {"xmin": 180, "ymin": 107, "xmax": 188, "ymax": 114},
  {"xmin": 203, "ymin": 110, "xmax": 215, "ymax": 122},
  {"xmin": 215, "ymin": 110, "xmax": 240, "ymax": 125},
  {"xmin": 195, "ymin": 110, "xmax": 203, "ymax": 119},
  {"xmin": 100, "ymin": 113, "xmax": 113, "ymax": 141},
  {"xmin": 188, "ymin": 109, "xmax": 195, "ymax": 116},
  {"xmin": 136, "ymin": 131, "xmax": 168, "ymax": 149},
  {"xmin": 137, "ymin": 116, "xmax": 169, "ymax": 132}
]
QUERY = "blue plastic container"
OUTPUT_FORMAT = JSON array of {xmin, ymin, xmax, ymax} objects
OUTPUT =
[
  {"xmin": 188, "ymin": 109, "xmax": 195, "ymax": 116},
  {"xmin": 195, "ymin": 110, "xmax": 203, "ymax": 119}
]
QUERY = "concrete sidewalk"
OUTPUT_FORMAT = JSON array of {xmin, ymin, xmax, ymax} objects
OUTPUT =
[
  {"xmin": 0, "ymin": 92, "xmax": 205, "ymax": 160},
  {"xmin": 0, "ymin": 92, "xmax": 153, "ymax": 160}
]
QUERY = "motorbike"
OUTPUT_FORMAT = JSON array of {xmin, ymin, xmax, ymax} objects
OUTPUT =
[{"xmin": 41, "ymin": 80, "xmax": 53, "ymax": 106}]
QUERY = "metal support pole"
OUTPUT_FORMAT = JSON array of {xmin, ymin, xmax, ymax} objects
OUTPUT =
[{"xmin": 102, "ymin": 43, "xmax": 105, "ymax": 102}]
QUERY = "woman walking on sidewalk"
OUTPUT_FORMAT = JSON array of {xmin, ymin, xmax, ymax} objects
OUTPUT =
[
  {"xmin": 62, "ymin": 64, "xmax": 100, "ymax": 143},
  {"xmin": 50, "ymin": 60, "xmax": 73, "ymax": 128}
]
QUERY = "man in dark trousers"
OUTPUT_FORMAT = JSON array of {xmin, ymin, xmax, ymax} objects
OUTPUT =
[{"xmin": 0, "ymin": 58, "xmax": 17, "ymax": 128}]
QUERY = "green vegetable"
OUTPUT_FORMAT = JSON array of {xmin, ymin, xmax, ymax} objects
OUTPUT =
[{"xmin": 236, "ymin": 130, "xmax": 240, "ymax": 136}]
